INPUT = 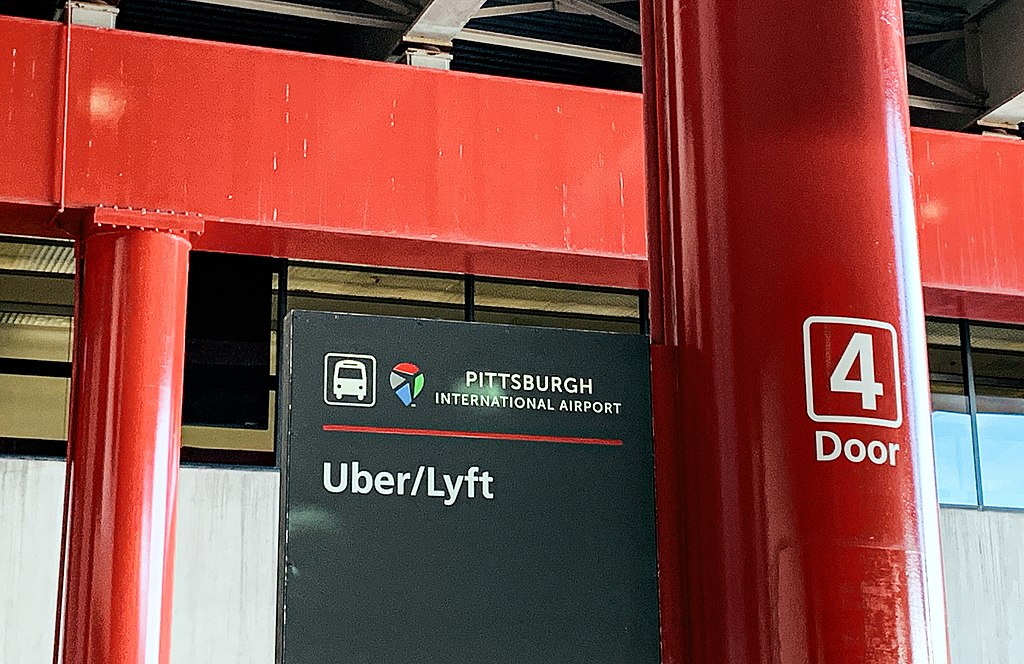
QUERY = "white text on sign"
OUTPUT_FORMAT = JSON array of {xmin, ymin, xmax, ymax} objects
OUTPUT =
[
  {"xmin": 804, "ymin": 316, "xmax": 905, "ymax": 468},
  {"xmin": 803, "ymin": 316, "xmax": 902, "ymax": 428},
  {"xmin": 815, "ymin": 431, "xmax": 900, "ymax": 466},
  {"xmin": 323, "ymin": 461, "xmax": 495, "ymax": 506}
]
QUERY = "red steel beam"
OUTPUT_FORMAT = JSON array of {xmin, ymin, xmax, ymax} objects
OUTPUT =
[
  {"xmin": 1, "ymin": 15, "xmax": 1024, "ymax": 305},
  {"xmin": 0, "ymin": 16, "xmax": 646, "ymax": 287},
  {"xmin": 912, "ymin": 129, "xmax": 1024, "ymax": 323}
]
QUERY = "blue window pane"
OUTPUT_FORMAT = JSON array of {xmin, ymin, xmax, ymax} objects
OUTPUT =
[
  {"xmin": 978, "ymin": 412, "xmax": 1024, "ymax": 509},
  {"xmin": 931, "ymin": 410, "xmax": 978, "ymax": 506}
]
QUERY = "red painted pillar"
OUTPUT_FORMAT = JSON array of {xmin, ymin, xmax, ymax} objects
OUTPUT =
[
  {"xmin": 59, "ymin": 218, "xmax": 191, "ymax": 664},
  {"xmin": 641, "ymin": 1, "xmax": 949, "ymax": 662}
]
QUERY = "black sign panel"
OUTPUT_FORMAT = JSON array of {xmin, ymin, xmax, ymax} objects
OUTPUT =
[{"xmin": 277, "ymin": 312, "xmax": 659, "ymax": 664}]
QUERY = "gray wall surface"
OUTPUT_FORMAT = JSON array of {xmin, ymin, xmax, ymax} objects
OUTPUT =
[
  {"xmin": 0, "ymin": 458, "xmax": 278, "ymax": 664},
  {"xmin": 941, "ymin": 507, "xmax": 1024, "ymax": 664},
  {"xmin": 2, "ymin": 456, "xmax": 1022, "ymax": 663},
  {"xmin": 0, "ymin": 458, "xmax": 63, "ymax": 662}
]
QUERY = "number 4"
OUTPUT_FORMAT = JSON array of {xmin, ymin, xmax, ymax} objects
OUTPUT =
[{"xmin": 830, "ymin": 332, "xmax": 884, "ymax": 410}]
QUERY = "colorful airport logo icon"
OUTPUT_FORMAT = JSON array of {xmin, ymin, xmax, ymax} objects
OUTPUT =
[
  {"xmin": 324, "ymin": 353, "xmax": 377, "ymax": 407},
  {"xmin": 390, "ymin": 362, "xmax": 424, "ymax": 406}
]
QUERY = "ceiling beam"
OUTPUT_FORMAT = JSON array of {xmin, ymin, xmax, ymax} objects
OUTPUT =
[
  {"xmin": 907, "ymin": 62, "xmax": 986, "ymax": 103},
  {"xmin": 474, "ymin": 2, "xmax": 554, "ymax": 18},
  {"xmin": 473, "ymin": 0, "xmax": 631, "ymax": 19},
  {"xmin": 363, "ymin": 0, "xmax": 420, "ymax": 18},
  {"xmin": 405, "ymin": 0, "xmax": 492, "ymax": 46},
  {"xmin": 908, "ymin": 94, "xmax": 983, "ymax": 114},
  {"xmin": 905, "ymin": 29, "xmax": 963, "ymax": 45},
  {"xmin": 452, "ymin": 30, "xmax": 985, "ymax": 115},
  {"xmin": 554, "ymin": 0, "xmax": 638, "ymax": 33},
  {"xmin": 183, "ymin": 0, "xmax": 407, "ymax": 30},
  {"xmin": 456, "ymin": 28, "xmax": 641, "ymax": 65}
]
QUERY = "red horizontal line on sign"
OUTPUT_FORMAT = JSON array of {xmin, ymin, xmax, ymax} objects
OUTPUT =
[{"xmin": 322, "ymin": 424, "xmax": 622, "ymax": 447}]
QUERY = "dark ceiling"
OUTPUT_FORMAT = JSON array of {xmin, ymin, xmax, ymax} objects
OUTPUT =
[{"xmin": 0, "ymin": 0, "xmax": 1012, "ymax": 126}]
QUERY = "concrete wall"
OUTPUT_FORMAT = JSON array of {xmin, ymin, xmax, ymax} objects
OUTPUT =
[
  {"xmin": 0, "ymin": 458, "xmax": 278, "ymax": 664},
  {"xmin": 3, "ymin": 456, "xmax": 1023, "ymax": 663},
  {"xmin": 0, "ymin": 458, "xmax": 63, "ymax": 661},
  {"xmin": 940, "ymin": 507, "xmax": 1024, "ymax": 664}
]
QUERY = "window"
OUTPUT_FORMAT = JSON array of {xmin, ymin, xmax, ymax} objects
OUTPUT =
[
  {"xmin": 1, "ymin": 246, "xmax": 643, "ymax": 465},
  {"xmin": 971, "ymin": 325, "xmax": 1024, "ymax": 509},
  {"xmin": 286, "ymin": 263, "xmax": 466, "ymax": 321},
  {"xmin": 0, "ymin": 238, "xmax": 74, "ymax": 450},
  {"xmin": 927, "ymin": 319, "xmax": 1024, "ymax": 509},
  {"xmin": 285, "ymin": 263, "xmax": 642, "ymax": 333},
  {"xmin": 927, "ymin": 321, "xmax": 977, "ymax": 506},
  {"xmin": 474, "ymin": 280, "xmax": 641, "ymax": 333}
]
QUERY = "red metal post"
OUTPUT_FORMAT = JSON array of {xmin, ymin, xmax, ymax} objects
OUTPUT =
[
  {"xmin": 641, "ymin": 1, "xmax": 949, "ymax": 662},
  {"xmin": 59, "ymin": 220, "xmax": 191, "ymax": 664}
]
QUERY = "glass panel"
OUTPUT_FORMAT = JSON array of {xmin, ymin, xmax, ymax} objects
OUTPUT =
[
  {"xmin": 0, "ymin": 317, "xmax": 72, "ymax": 361},
  {"xmin": 970, "ymin": 324, "xmax": 1024, "ymax": 353},
  {"xmin": 926, "ymin": 321, "xmax": 977, "ymax": 506},
  {"xmin": 474, "ymin": 281, "xmax": 640, "ymax": 332},
  {"xmin": 926, "ymin": 320, "xmax": 961, "ymax": 381},
  {"xmin": 0, "ymin": 242, "xmax": 74, "ymax": 361},
  {"xmin": 475, "ymin": 281, "xmax": 639, "ymax": 318},
  {"xmin": 475, "ymin": 308, "xmax": 639, "ymax": 333},
  {"xmin": 0, "ymin": 374, "xmax": 69, "ymax": 440},
  {"xmin": 931, "ymin": 393, "xmax": 977, "ymax": 505},
  {"xmin": 288, "ymin": 265, "xmax": 463, "ymax": 304},
  {"xmin": 286, "ymin": 293, "xmax": 466, "ymax": 321},
  {"xmin": 287, "ymin": 264, "xmax": 464, "ymax": 320},
  {"xmin": 0, "ymin": 239, "xmax": 75, "ymax": 442},
  {"xmin": 182, "ymin": 392, "xmax": 276, "ymax": 452},
  {"xmin": 972, "ymin": 324, "xmax": 1024, "ymax": 508},
  {"xmin": 0, "ymin": 239, "xmax": 74, "ymax": 274}
]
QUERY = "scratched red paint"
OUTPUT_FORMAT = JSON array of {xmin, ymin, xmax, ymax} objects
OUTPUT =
[{"xmin": 1, "ymin": 15, "xmax": 1023, "ymax": 302}]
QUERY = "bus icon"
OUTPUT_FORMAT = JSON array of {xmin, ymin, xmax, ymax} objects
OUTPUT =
[
  {"xmin": 324, "ymin": 353, "xmax": 376, "ymax": 407},
  {"xmin": 334, "ymin": 360, "xmax": 368, "ymax": 401}
]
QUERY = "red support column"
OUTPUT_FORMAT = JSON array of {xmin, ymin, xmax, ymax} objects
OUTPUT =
[
  {"xmin": 59, "ymin": 217, "xmax": 192, "ymax": 664},
  {"xmin": 641, "ymin": 1, "xmax": 949, "ymax": 662}
]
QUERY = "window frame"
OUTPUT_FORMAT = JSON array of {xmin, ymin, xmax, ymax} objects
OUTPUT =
[
  {"xmin": 928, "ymin": 316, "xmax": 1024, "ymax": 512},
  {"xmin": 1, "ymin": 248, "xmax": 647, "ymax": 468}
]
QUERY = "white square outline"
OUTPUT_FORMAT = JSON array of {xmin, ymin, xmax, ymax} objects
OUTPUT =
[
  {"xmin": 323, "ymin": 353, "xmax": 377, "ymax": 407},
  {"xmin": 802, "ymin": 316, "xmax": 902, "ymax": 428}
]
